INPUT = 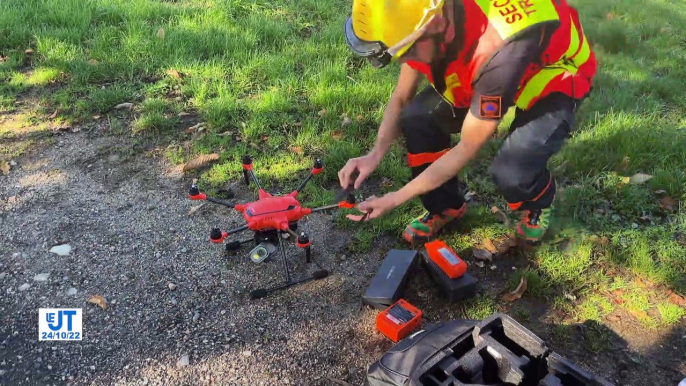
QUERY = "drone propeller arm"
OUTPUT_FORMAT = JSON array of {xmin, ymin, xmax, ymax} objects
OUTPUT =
[
  {"xmin": 294, "ymin": 159, "xmax": 324, "ymax": 195},
  {"xmin": 307, "ymin": 193, "xmax": 356, "ymax": 214},
  {"xmin": 189, "ymin": 184, "xmax": 236, "ymax": 209},
  {"xmin": 209, "ymin": 224, "xmax": 249, "ymax": 243},
  {"xmin": 242, "ymin": 155, "xmax": 263, "ymax": 190}
]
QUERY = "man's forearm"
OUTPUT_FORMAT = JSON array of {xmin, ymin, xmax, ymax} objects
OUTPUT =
[{"xmin": 370, "ymin": 95, "xmax": 406, "ymax": 160}]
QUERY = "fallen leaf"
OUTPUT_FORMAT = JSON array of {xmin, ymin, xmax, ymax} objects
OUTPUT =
[
  {"xmin": 25, "ymin": 49, "xmax": 34, "ymax": 56},
  {"xmin": 88, "ymin": 59, "xmax": 98, "ymax": 65},
  {"xmin": 483, "ymin": 239, "xmax": 497, "ymax": 254},
  {"xmin": 342, "ymin": 116, "xmax": 352, "ymax": 126},
  {"xmin": 380, "ymin": 177, "xmax": 393, "ymax": 188},
  {"xmin": 182, "ymin": 153, "xmax": 220, "ymax": 172},
  {"xmin": 658, "ymin": 196, "xmax": 678, "ymax": 212},
  {"xmin": 261, "ymin": 135, "xmax": 269, "ymax": 142},
  {"xmin": 498, "ymin": 237, "xmax": 518, "ymax": 253},
  {"xmin": 619, "ymin": 156, "xmax": 630, "ymax": 170},
  {"xmin": 628, "ymin": 173, "xmax": 652, "ymax": 184},
  {"xmin": 156, "ymin": 28, "xmax": 166, "ymax": 39},
  {"xmin": 666, "ymin": 291, "xmax": 686, "ymax": 306},
  {"xmin": 491, "ymin": 206, "xmax": 511, "ymax": 226},
  {"xmin": 502, "ymin": 277, "xmax": 527, "ymax": 302},
  {"xmin": 184, "ymin": 122, "xmax": 204, "ymax": 134},
  {"xmin": 472, "ymin": 248, "xmax": 493, "ymax": 262},
  {"xmin": 178, "ymin": 112, "xmax": 192, "ymax": 117},
  {"xmin": 114, "ymin": 102, "xmax": 133, "ymax": 110},
  {"xmin": 188, "ymin": 203, "xmax": 205, "ymax": 215},
  {"xmin": 289, "ymin": 146, "xmax": 303, "ymax": 155},
  {"xmin": 167, "ymin": 69, "xmax": 182, "ymax": 79},
  {"xmin": 356, "ymin": 115, "xmax": 364, "ymax": 122},
  {"xmin": 628, "ymin": 309, "xmax": 649, "ymax": 321},
  {"xmin": 216, "ymin": 131, "xmax": 233, "ymax": 137},
  {"xmin": 1, "ymin": 161, "xmax": 10, "ymax": 175},
  {"xmin": 0, "ymin": 56, "xmax": 7, "ymax": 62},
  {"xmin": 93, "ymin": 115, "xmax": 101, "ymax": 120},
  {"xmin": 318, "ymin": 109, "xmax": 327, "ymax": 116},
  {"xmin": 88, "ymin": 295, "xmax": 108, "ymax": 310},
  {"xmin": 331, "ymin": 130, "xmax": 344, "ymax": 140},
  {"xmin": 474, "ymin": 261, "xmax": 485, "ymax": 268},
  {"xmin": 612, "ymin": 289, "xmax": 624, "ymax": 296},
  {"xmin": 464, "ymin": 191, "xmax": 476, "ymax": 202},
  {"xmin": 654, "ymin": 189, "xmax": 667, "ymax": 195},
  {"xmin": 46, "ymin": 109, "xmax": 60, "ymax": 119},
  {"xmin": 249, "ymin": 142, "xmax": 259, "ymax": 149}
]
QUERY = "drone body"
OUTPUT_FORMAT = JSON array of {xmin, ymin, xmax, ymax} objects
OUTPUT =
[{"xmin": 188, "ymin": 155, "xmax": 354, "ymax": 299}]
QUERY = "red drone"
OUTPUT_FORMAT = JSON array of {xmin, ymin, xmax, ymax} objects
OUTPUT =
[{"xmin": 188, "ymin": 155, "xmax": 356, "ymax": 299}]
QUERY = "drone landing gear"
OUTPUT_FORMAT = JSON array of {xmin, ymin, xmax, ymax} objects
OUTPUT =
[{"xmin": 248, "ymin": 230, "xmax": 328, "ymax": 300}]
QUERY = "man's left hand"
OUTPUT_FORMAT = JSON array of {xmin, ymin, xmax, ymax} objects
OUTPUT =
[{"xmin": 347, "ymin": 192, "xmax": 402, "ymax": 222}]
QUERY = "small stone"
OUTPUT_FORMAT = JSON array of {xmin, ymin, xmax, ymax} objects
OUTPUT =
[
  {"xmin": 90, "ymin": 366, "xmax": 96, "ymax": 371},
  {"xmin": 33, "ymin": 273, "xmax": 50, "ymax": 282},
  {"xmin": 631, "ymin": 223, "xmax": 639, "ymax": 229},
  {"xmin": 489, "ymin": 265, "xmax": 497, "ymax": 271},
  {"xmin": 19, "ymin": 283, "xmax": 31, "ymax": 291},
  {"xmin": 67, "ymin": 288, "xmax": 78, "ymax": 296},
  {"xmin": 242, "ymin": 351, "xmax": 252, "ymax": 357},
  {"xmin": 193, "ymin": 311, "xmax": 200, "ymax": 322},
  {"xmin": 49, "ymin": 244, "xmax": 71, "ymax": 256},
  {"xmin": 47, "ymin": 365, "xmax": 52, "ymax": 370},
  {"xmin": 9, "ymin": 160, "xmax": 16, "ymax": 166},
  {"xmin": 0, "ymin": 272, "xmax": 7, "ymax": 280},
  {"xmin": 511, "ymin": 266, "xmax": 516, "ymax": 271},
  {"xmin": 171, "ymin": 299, "xmax": 177, "ymax": 305},
  {"xmin": 168, "ymin": 283, "xmax": 177, "ymax": 291},
  {"xmin": 474, "ymin": 261, "xmax": 485, "ymax": 268},
  {"xmin": 181, "ymin": 247, "xmax": 188, "ymax": 253},
  {"xmin": 177, "ymin": 354, "xmax": 189, "ymax": 368}
]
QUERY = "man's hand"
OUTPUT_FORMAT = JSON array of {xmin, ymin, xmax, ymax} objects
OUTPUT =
[
  {"xmin": 346, "ymin": 192, "xmax": 401, "ymax": 221},
  {"xmin": 338, "ymin": 152, "xmax": 382, "ymax": 189}
]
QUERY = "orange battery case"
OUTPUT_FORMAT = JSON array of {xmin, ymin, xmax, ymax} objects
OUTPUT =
[
  {"xmin": 424, "ymin": 240, "xmax": 467, "ymax": 279},
  {"xmin": 376, "ymin": 299, "xmax": 422, "ymax": 343}
]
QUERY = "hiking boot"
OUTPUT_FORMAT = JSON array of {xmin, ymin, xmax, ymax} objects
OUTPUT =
[
  {"xmin": 515, "ymin": 206, "xmax": 553, "ymax": 245},
  {"xmin": 403, "ymin": 203, "xmax": 467, "ymax": 244}
]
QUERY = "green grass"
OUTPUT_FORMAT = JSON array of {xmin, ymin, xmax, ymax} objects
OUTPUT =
[{"xmin": 1, "ymin": 0, "xmax": 685, "ymax": 340}]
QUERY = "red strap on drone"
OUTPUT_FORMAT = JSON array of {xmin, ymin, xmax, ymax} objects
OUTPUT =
[
  {"xmin": 189, "ymin": 193, "xmax": 207, "ymax": 200},
  {"xmin": 312, "ymin": 167, "xmax": 323, "ymax": 175}
]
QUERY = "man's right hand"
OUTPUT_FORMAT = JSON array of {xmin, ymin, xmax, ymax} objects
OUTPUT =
[{"xmin": 338, "ymin": 153, "xmax": 382, "ymax": 190}]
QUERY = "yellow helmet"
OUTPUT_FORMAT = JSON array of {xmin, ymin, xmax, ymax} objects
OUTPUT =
[{"xmin": 345, "ymin": 0, "xmax": 445, "ymax": 68}]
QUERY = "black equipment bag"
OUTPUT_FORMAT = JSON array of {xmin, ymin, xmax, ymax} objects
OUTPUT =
[{"xmin": 367, "ymin": 313, "xmax": 614, "ymax": 386}]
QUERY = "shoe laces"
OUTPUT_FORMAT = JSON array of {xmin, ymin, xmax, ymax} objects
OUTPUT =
[{"xmin": 527, "ymin": 209, "xmax": 542, "ymax": 226}]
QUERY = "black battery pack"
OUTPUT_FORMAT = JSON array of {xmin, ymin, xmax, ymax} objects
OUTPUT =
[
  {"xmin": 363, "ymin": 250, "xmax": 419, "ymax": 310},
  {"xmin": 422, "ymin": 250, "xmax": 477, "ymax": 303}
]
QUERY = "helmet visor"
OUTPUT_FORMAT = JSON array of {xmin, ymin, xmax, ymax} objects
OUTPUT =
[{"xmin": 344, "ymin": 17, "xmax": 392, "ymax": 68}]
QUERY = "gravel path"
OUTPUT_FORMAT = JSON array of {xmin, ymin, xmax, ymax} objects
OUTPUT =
[
  {"xmin": 2, "ymin": 126, "xmax": 684, "ymax": 386},
  {"xmin": 0, "ymin": 129, "xmax": 397, "ymax": 386}
]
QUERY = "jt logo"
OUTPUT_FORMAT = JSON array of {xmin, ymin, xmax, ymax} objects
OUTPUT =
[{"xmin": 46, "ymin": 310, "xmax": 77, "ymax": 331}]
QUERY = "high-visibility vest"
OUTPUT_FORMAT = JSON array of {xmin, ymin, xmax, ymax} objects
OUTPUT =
[{"xmin": 406, "ymin": 0, "xmax": 597, "ymax": 111}]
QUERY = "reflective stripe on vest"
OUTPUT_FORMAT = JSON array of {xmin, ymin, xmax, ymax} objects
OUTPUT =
[
  {"xmin": 515, "ymin": 12, "xmax": 592, "ymax": 109},
  {"xmin": 473, "ymin": 0, "xmax": 559, "ymax": 40}
]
